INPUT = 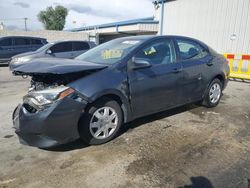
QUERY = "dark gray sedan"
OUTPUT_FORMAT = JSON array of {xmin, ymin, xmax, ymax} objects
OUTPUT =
[
  {"xmin": 9, "ymin": 40, "xmax": 96, "ymax": 70},
  {"xmin": 12, "ymin": 35, "xmax": 229, "ymax": 148},
  {"xmin": 0, "ymin": 36, "xmax": 47, "ymax": 64}
]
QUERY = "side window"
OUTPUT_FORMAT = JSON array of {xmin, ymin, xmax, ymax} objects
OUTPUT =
[
  {"xmin": 31, "ymin": 39, "xmax": 42, "ymax": 45},
  {"xmin": 72, "ymin": 42, "xmax": 90, "ymax": 51},
  {"xmin": 0, "ymin": 38, "xmax": 12, "ymax": 46},
  {"xmin": 135, "ymin": 40, "xmax": 176, "ymax": 65},
  {"xmin": 50, "ymin": 42, "xmax": 72, "ymax": 53},
  {"xmin": 176, "ymin": 40, "xmax": 208, "ymax": 60},
  {"xmin": 13, "ymin": 38, "xmax": 30, "ymax": 46}
]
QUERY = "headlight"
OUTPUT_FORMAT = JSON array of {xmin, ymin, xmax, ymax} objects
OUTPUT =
[
  {"xmin": 12, "ymin": 57, "xmax": 31, "ymax": 64},
  {"xmin": 23, "ymin": 86, "xmax": 75, "ymax": 109}
]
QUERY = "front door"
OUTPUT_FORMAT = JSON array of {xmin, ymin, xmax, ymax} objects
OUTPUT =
[
  {"xmin": 0, "ymin": 38, "xmax": 13, "ymax": 61},
  {"xmin": 49, "ymin": 42, "xmax": 73, "ymax": 58},
  {"xmin": 128, "ymin": 39, "xmax": 183, "ymax": 118}
]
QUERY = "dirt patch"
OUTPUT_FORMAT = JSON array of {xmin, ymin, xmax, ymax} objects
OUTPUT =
[
  {"xmin": 14, "ymin": 155, "xmax": 24, "ymax": 161},
  {"xmin": 189, "ymin": 108, "xmax": 206, "ymax": 119},
  {"xmin": 3, "ymin": 135, "xmax": 13, "ymax": 139},
  {"xmin": 60, "ymin": 160, "xmax": 75, "ymax": 169}
]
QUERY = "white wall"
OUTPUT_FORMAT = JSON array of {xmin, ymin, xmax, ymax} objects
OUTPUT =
[
  {"xmin": 161, "ymin": 0, "xmax": 250, "ymax": 54},
  {"xmin": 0, "ymin": 30, "xmax": 89, "ymax": 42}
]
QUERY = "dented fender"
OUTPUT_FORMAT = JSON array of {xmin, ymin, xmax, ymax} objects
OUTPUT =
[{"xmin": 68, "ymin": 67, "xmax": 133, "ymax": 123}]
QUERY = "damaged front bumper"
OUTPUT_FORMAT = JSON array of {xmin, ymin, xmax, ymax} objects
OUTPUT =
[{"xmin": 12, "ymin": 95, "xmax": 88, "ymax": 148}]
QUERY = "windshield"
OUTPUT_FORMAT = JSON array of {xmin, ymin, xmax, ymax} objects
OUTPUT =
[
  {"xmin": 75, "ymin": 38, "xmax": 144, "ymax": 64},
  {"xmin": 36, "ymin": 43, "xmax": 53, "ymax": 52}
]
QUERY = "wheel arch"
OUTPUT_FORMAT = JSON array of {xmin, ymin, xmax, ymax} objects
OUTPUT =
[
  {"xmin": 85, "ymin": 90, "xmax": 132, "ymax": 124},
  {"xmin": 213, "ymin": 74, "xmax": 225, "ymax": 88},
  {"xmin": 202, "ymin": 73, "xmax": 225, "ymax": 99}
]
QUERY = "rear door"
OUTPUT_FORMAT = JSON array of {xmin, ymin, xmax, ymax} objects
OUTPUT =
[
  {"xmin": 30, "ymin": 38, "xmax": 44, "ymax": 51},
  {"xmin": 0, "ymin": 38, "xmax": 13, "ymax": 62},
  {"xmin": 49, "ymin": 42, "xmax": 73, "ymax": 58},
  {"xmin": 175, "ymin": 38, "xmax": 211, "ymax": 103},
  {"xmin": 72, "ymin": 42, "xmax": 90, "ymax": 57},
  {"xmin": 128, "ymin": 38, "xmax": 183, "ymax": 117}
]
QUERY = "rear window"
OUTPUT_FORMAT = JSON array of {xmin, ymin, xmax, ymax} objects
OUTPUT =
[
  {"xmin": 13, "ymin": 38, "xmax": 30, "ymax": 45},
  {"xmin": 72, "ymin": 42, "xmax": 90, "ymax": 51},
  {"xmin": 50, "ymin": 42, "xmax": 72, "ymax": 53},
  {"xmin": 177, "ymin": 39, "xmax": 208, "ymax": 60},
  {"xmin": 0, "ymin": 38, "xmax": 12, "ymax": 46}
]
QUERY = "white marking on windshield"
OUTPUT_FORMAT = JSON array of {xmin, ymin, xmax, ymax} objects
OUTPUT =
[{"xmin": 122, "ymin": 40, "xmax": 140, "ymax": 45}]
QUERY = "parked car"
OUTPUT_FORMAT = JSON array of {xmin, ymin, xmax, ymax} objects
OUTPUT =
[
  {"xmin": 12, "ymin": 35, "xmax": 229, "ymax": 148},
  {"xmin": 9, "ymin": 40, "xmax": 96, "ymax": 70},
  {"xmin": 0, "ymin": 36, "xmax": 47, "ymax": 64}
]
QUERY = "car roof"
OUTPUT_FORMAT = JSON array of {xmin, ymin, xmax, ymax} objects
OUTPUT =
[
  {"xmin": 117, "ymin": 35, "xmax": 208, "ymax": 48},
  {"xmin": 51, "ymin": 40, "xmax": 94, "ymax": 44},
  {"xmin": 0, "ymin": 36, "xmax": 46, "ymax": 40},
  {"xmin": 114, "ymin": 35, "xmax": 156, "ymax": 41},
  {"xmin": 116, "ymin": 35, "xmax": 203, "ymax": 41}
]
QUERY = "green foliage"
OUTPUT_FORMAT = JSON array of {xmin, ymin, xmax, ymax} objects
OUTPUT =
[{"xmin": 38, "ymin": 5, "xmax": 68, "ymax": 30}]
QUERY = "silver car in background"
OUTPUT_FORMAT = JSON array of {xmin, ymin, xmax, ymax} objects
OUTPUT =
[{"xmin": 9, "ymin": 40, "xmax": 96, "ymax": 70}]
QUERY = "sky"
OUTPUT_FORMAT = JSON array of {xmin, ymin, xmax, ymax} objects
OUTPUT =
[{"xmin": 0, "ymin": 0, "xmax": 155, "ymax": 31}]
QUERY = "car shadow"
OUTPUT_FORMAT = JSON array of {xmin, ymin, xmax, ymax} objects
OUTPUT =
[
  {"xmin": 42, "ymin": 139, "xmax": 89, "ymax": 152},
  {"xmin": 178, "ymin": 176, "xmax": 214, "ymax": 188},
  {"xmin": 44, "ymin": 103, "xmax": 200, "ymax": 152},
  {"xmin": 0, "ymin": 64, "xmax": 8, "ymax": 67},
  {"xmin": 229, "ymin": 78, "xmax": 250, "ymax": 84},
  {"xmin": 121, "ymin": 103, "xmax": 199, "ymax": 133}
]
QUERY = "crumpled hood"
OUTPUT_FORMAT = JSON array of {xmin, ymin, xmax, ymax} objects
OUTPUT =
[{"xmin": 12, "ymin": 57, "xmax": 108, "ymax": 75}]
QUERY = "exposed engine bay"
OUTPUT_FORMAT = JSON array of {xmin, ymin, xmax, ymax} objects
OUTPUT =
[
  {"xmin": 28, "ymin": 71, "xmax": 94, "ymax": 91},
  {"xmin": 11, "ymin": 57, "xmax": 108, "ymax": 92},
  {"xmin": 13, "ymin": 69, "xmax": 103, "ymax": 92}
]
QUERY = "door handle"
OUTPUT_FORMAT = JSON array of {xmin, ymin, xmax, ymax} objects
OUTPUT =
[
  {"xmin": 206, "ymin": 61, "xmax": 213, "ymax": 66},
  {"xmin": 172, "ymin": 68, "xmax": 182, "ymax": 73}
]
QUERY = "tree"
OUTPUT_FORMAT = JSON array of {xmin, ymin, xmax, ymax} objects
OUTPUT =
[{"xmin": 38, "ymin": 5, "xmax": 68, "ymax": 30}]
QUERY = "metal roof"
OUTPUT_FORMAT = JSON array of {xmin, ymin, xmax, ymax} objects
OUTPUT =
[
  {"xmin": 154, "ymin": 0, "xmax": 171, "ymax": 4},
  {"xmin": 69, "ymin": 17, "xmax": 159, "ymax": 32}
]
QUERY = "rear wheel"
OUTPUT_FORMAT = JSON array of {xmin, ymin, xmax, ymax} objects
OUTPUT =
[
  {"xmin": 202, "ymin": 78, "xmax": 222, "ymax": 108},
  {"xmin": 79, "ymin": 98, "xmax": 123, "ymax": 145}
]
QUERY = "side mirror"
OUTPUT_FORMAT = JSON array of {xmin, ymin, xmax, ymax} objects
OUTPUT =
[
  {"xmin": 130, "ymin": 57, "xmax": 152, "ymax": 70},
  {"xmin": 46, "ymin": 50, "xmax": 53, "ymax": 55}
]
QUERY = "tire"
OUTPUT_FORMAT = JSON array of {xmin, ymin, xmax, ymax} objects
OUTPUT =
[
  {"xmin": 79, "ymin": 98, "xmax": 123, "ymax": 145},
  {"xmin": 202, "ymin": 78, "xmax": 223, "ymax": 108}
]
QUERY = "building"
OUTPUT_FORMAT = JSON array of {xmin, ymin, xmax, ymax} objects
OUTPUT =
[
  {"xmin": 70, "ymin": 17, "xmax": 159, "ymax": 44},
  {"xmin": 156, "ymin": 0, "xmax": 250, "ymax": 54}
]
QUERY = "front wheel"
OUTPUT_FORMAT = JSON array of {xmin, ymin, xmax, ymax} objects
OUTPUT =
[
  {"xmin": 202, "ymin": 78, "xmax": 223, "ymax": 108},
  {"xmin": 79, "ymin": 98, "xmax": 123, "ymax": 145}
]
